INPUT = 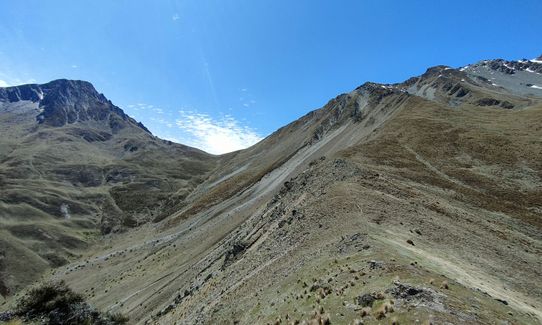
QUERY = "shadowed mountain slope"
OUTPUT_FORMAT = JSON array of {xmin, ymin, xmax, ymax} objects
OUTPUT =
[{"xmin": 0, "ymin": 80, "xmax": 218, "ymax": 296}]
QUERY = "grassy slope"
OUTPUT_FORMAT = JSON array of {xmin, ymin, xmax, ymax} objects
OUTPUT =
[
  {"xmin": 40, "ymin": 92, "xmax": 542, "ymax": 324},
  {"xmin": 0, "ymin": 104, "xmax": 218, "ymax": 297},
  {"xmin": 3, "ymin": 65, "xmax": 541, "ymax": 324},
  {"xmin": 158, "ymin": 99, "xmax": 542, "ymax": 324}
]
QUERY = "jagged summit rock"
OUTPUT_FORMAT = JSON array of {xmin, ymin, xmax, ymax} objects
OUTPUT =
[{"xmin": 0, "ymin": 79, "xmax": 150, "ymax": 133}]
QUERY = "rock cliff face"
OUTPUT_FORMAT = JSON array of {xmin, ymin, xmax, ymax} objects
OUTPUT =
[{"xmin": 0, "ymin": 79, "xmax": 150, "ymax": 132}]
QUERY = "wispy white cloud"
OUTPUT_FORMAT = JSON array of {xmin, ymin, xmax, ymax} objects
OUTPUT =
[
  {"xmin": 175, "ymin": 110, "xmax": 263, "ymax": 154},
  {"xmin": 202, "ymin": 60, "xmax": 220, "ymax": 110},
  {"xmin": 0, "ymin": 69, "xmax": 37, "ymax": 86},
  {"xmin": 150, "ymin": 116, "xmax": 173, "ymax": 128},
  {"xmin": 172, "ymin": 13, "xmax": 180, "ymax": 21},
  {"xmin": 71, "ymin": 64, "xmax": 78, "ymax": 69},
  {"xmin": 238, "ymin": 88, "xmax": 257, "ymax": 109},
  {"xmin": 0, "ymin": 74, "xmax": 35, "ymax": 87},
  {"xmin": 128, "ymin": 103, "xmax": 162, "ymax": 112}
]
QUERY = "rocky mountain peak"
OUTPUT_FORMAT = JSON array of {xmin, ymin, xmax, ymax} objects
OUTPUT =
[
  {"xmin": 354, "ymin": 82, "xmax": 403, "ymax": 100},
  {"xmin": 422, "ymin": 65, "xmax": 453, "ymax": 76},
  {"xmin": 468, "ymin": 58, "xmax": 542, "ymax": 75},
  {"xmin": 0, "ymin": 83, "xmax": 43, "ymax": 102},
  {"xmin": 40, "ymin": 79, "xmax": 106, "ymax": 103},
  {"xmin": 0, "ymin": 79, "xmax": 150, "ymax": 133}
]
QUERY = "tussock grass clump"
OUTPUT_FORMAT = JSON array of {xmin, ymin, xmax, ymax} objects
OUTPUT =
[
  {"xmin": 359, "ymin": 307, "xmax": 371, "ymax": 317},
  {"xmin": 373, "ymin": 299, "xmax": 394, "ymax": 319},
  {"xmin": 107, "ymin": 312, "xmax": 130, "ymax": 324}
]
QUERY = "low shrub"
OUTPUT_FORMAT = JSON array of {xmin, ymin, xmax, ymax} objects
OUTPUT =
[{"xmin": 13, "ymin": 281, "xmax": 128, "ymax": 325}]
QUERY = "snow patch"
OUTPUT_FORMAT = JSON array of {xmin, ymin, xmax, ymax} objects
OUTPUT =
[{"xmin": 530, "ymin": 85, "xmax": 542, "ymax": 90}]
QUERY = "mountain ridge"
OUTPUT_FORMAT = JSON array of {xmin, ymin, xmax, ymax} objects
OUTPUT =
[
  {"xmin": 1, "ymin": 55, "xmax": 542, "ymax": 324},
  {"xmin": 0, "ymin": 79, "xmax": 151, "ymax": 134}
]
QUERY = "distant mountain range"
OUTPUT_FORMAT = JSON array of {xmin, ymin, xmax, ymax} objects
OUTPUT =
[{"xmin": 1, "ymin": 55, "xmax": 541, "ymax": 324}]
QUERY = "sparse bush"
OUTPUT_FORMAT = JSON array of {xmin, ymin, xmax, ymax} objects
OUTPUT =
[
  {"xmin": 107, "ymin": 312, "xmax": 130, "ymax": 324},
  {"xmin": 15, "ymin": 280, "xmax": 84, "ymax": 317},
  {"xmin": 13, "ymin": 280, "xmax": 128, "ymax": 324}
]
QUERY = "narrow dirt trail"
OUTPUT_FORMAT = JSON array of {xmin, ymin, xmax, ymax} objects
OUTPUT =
[
  {"xmin": 377, "ymin": 231, "xmax": 542, "ymax": 323},
  {"xmin": 403, "ymin": 145, "xmax": 479, "ymax": 192}
]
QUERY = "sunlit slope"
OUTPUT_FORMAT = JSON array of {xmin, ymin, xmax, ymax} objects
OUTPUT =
[{"xmin": 47, "ymin": 58, "xmax": 542, "ymax": 324}]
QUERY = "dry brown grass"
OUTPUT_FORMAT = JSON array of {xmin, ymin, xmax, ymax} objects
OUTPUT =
[{"xmin": 340, "ymin": 98, "xmax": 542, "ymax": 227}]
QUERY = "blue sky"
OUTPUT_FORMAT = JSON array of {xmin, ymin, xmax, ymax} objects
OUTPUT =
[{"xmin": 1, "ymin": 0, "xmax": 541, "ymax": 154}]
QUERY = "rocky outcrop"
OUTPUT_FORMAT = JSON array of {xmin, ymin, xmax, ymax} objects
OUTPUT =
[
  {"xmin": 0, "ymin": 79, "xmax": 150, "ymax": 134},
  {"xmin": 482, "ymin": 58, "xmax": 542, "ymax": 74}
]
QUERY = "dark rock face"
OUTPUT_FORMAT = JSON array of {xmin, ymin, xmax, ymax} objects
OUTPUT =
[
  {"xmin": 476, "ymin": 98, "xmax": 515, "ymax": 109},
  {"xmin": 356, "ymin": 293, "xmax": 378, "ymax": 307},
  {"xmin": 385, "ymin": 281, "xmax": 443, "ymax": 306},
  {"xmin": 36, "ymin": 80, "xmax": 112, "ymax": 126},
  {"xmin": 0, "ymin": 83, "xmax": 43, "ymax": 102},
  {"xmin": 0, "ymin": 311, "xmax": 15, "ymax": 322},
  {"xmin": 445, "ymin": 83, "xmax": 470, "ymax": 98},
  {"xmin": 481, "ymin": 58, "xmax": 542, "ymax": 74},
  {"xmin": 222, "ymin": 242, "xmax": 247, "ymax": 269},
  {"xmin": 0, "ymin": 79, "xmax": 150, "ymax": 134},
  {"xmin": 387, "ymin": 282, "xmax": 423, "ymax": 299},
  {"xmin": 488, "ymin": 60, "xmax": 516, "ymax": 74}
]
